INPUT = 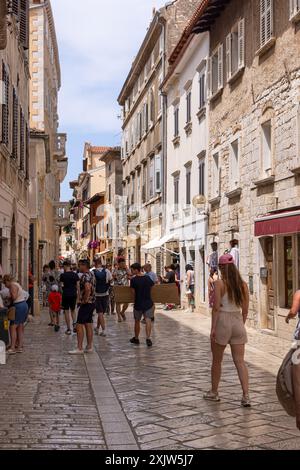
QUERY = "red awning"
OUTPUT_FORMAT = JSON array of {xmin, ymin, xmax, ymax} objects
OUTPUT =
[{"xmin": 255, "ymin": 210, "xmax": 300, "ymax": 236}]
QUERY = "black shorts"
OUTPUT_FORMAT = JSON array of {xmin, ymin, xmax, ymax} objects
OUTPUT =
[
  {"xmin": 77, "ymin": 303, "xmax": 95, "ymax": 324},
  {"xmin": 62, "ymin": 295, "xmax": 77, "ymax": 311},
  {"xmin": 96, "ymin": 296, "xmax": 109, "ymax": 314}
]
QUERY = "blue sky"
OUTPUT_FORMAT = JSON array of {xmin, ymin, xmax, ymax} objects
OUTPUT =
[{"xmin": 51, "ymin": 0, "xmax": 166, "ymax": 200}]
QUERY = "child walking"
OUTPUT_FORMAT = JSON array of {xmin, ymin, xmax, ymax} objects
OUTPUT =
[{"xmin": 48, "ymin": 285, "xmax": 62, "ymax": 332}]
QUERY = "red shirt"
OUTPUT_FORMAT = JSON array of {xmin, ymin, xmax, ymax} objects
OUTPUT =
[{"xmin": 48, "ymin": 292, "xmax": 62, "ymax": 313}]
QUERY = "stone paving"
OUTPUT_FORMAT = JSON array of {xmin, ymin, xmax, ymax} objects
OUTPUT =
[{"xmin": 0, "ymin": 308, "xmax": 300, "ymax": 450}]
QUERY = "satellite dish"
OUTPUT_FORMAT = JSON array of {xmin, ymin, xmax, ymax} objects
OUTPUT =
[{"xmin": 192, "ymin": 195, "xmax": 206, "ymax": 208}]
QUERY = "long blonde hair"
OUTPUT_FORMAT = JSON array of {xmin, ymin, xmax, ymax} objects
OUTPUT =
[{"xmin": 219, "ymin": 264, "xmax": 246, "ymax": 308}]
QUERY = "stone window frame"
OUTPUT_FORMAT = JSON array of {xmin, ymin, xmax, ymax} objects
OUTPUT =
[
  {"xmin": 228, "ymin": 133, "xmax": 241, "ymax": 192},
  {"xmin": 259, "ymin": 105, "xmax": 275, "ymax": 181},
  {"xmin": 226, "ymin": 18, "xmax": 245, "ymax": 84}
]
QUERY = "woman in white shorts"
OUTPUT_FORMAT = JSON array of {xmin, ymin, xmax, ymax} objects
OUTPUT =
[{"xmin": 203, "ymin": 254, "xmax": 250, "ymax": 407}]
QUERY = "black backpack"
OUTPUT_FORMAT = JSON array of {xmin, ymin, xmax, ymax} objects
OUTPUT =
[{"xmin": 94, "ymin": 268, "xmax": 110, "ymax": 294}]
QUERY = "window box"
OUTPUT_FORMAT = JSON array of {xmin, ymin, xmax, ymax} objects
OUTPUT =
[
  {"xmin": 197, "ymin": 107, "xmax": 206, "ymax": 121},
  {"xmin": 172, "ymin": 135, "xmax": 180, "ymax": 147},
  {"xmin": 253, "ymin": 175, "xmax": 275, "ymax": 187},
  {"xmin": 255, "ymin": 37, "xmax": 276, "ymax": 57},
  {"xmin": 228, "ymin": 66, "xmax": 245, "ymax": 86},
  {"xmin": 208, "ymin": 196, "xmax": 221, "ymax": 206},
  {"xmin": 184, "ymin": 121, "xmax": 192, "ymax": 136},
  {"xmin": 225, "ymin": 187, "xmax": 242, "ymax": 199}
]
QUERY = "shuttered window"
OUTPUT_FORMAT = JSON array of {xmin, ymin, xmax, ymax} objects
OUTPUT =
[
  {"xmin": 186, "ymin": 166, "xmax": 191, "ymax": 206},
  {"xmin": 208, "ymin": 45, "xmax": 223, "ymax": 97},
  {"xmin": 20, "ymin": 109, "xmax": 25, "ymax": 171},
  {"xmin": 290, "ymin": 0, "xmax": 300, "ymax": 20},
  {"xmin": 20, "ymin": 0, "xmax": 29, "ymax": 49},
  {"xmin": 186, "ymin": 90, "xmax": 191, "ymax": 123},
  {"xmin": 12, "ymin": 0, "xmax": 19, "ymax": 16},
  {"xmin": 174, "ymin": 107, "xmax": 179, "ymax": 137},
  {"xmin": 199, "ymin": 70, "xmax": 206, "ymax": 109},
  {"xmin": 155, "ymin": 154, "xmax": 161, "ymax": 193},
  {"xmin": 25, "ymin": 124, "xmax": 29, "ymax": 179},
  {"xmin": 260, "ymin": 0, "xmax": 273, "ymax": 48},
  {"xmin": 1, "ymin": 62, "xmax": 9, "ymax": 146},
  {"xmin": 12, "ymin": 88, "xmax": 19, "ymax": 160},
  {"xmin": 226, "ymin": 19, "xmax": 245, "ymax": 81},
  {"xmin": 199, "ymin": 157, "xmax": 205, "ymax": 196}
]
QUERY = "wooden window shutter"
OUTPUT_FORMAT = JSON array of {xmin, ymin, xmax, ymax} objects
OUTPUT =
[
  {"xmin": 25, "ymin": 123, "xmax": 29, "ymax": 179},
  {"xmin": 1, "ymin": 62, "xmax": 9, "ymax": 146},
  {"xmin": 19, "ymin": 108, "xmax": 25, "ymax": 171},
  {"xmin": 12, "ymin": 0, "xmax": 19, "ymax": 16},
  {"xmin": 260, "ymin": 0, "xmax": 273, "ymax": 47},
  {"xmin": 217, "ymin": 44, "xmax": 223, "ymax": 90},
  {"xmin": 12, "ymin": 88, "xmax": 19, "ymax": 160},
  {"xmin": 238, "ymin": 18, "xmax": 245, "ymax": 69},
  {"xmin": 289, "ymin": 0, "xmax": 294, "ymax": 19},
  {"xmin": 207, "ymin": 56, "xmax": 212, "ymax": 98},
  {"xmin": 20, "ymin": 0, "xmax": 29, "ymax": 50},
  {"xmin": 226, "ymin": 33, "xmax": 232, "ymax": 81}
]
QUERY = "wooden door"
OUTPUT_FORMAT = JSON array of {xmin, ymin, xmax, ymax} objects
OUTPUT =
[{"xmin": 265, "ymin": 238, "xmax": 275, "ymax": 330}]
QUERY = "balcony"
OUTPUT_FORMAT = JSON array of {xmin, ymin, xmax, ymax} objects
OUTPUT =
[
  {"xmin": 56, "ymin": 157, "xmax": 68, "ymax": 183},
  {"xmin": 54, "ymin": 133, "xmax": 67, "ymax": 159},
  {"xmin": 54, "ymin": 202, "xmax": 70, "ymax": 227}
]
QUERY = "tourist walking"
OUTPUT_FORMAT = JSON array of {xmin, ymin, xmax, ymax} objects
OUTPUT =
[
  {"xmin": 130, "ymin": 263, "xmax": 154, "ymax": 348},
  {"xmin": 3, "ymin": 275, "xmax": 28, "ymax": 354},
  {"xmin": 163, "ymin": 265, "xmax": 176, "ymax": 310},
  {"xmin": 143, "ymin": 264, "xmax": 158, "ymax": 322},
  {"xmin": 203, "ymin": 254, "xmax": 251, "ymax": 407},
  {"xmin": 69, "ymin": 259, "xmax": 96, "ymax": 355},
  {"xmin": 48, "ymin": 285, "xmax": 62, "ymax": 332},
  {"xmin": 113, "ymin": 258, "xmax": 131, "ymax": 322},
  {"xmin": 60, "ymin": 260, "xmax": 79, "ymax": 335},
  {"xmin": 92, "ymin": 258, "xmax": 112, "ymax": 336},
  {"xmin": 185, "ymin": 264, "xmax": 195, "ymax": 313},
  {"xmin": 285, "ymin": 291, "xmax": 300, "ymax": 430}
]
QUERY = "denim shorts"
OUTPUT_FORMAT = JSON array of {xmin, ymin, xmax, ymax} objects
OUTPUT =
[{"xmin": 11, "ymin": 301, "xmax": 28, "ymax": 326}]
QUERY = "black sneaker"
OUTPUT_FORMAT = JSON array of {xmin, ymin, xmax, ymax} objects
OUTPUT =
[
  {"xmin": 54, "ymin": 325, "xmax": 60, "ymax": 332},
  {"xmin": 130, "ymin": 337, "xmax": 140, "ymax": 345},
  {"xmin": 65, "ymin": 329, "xmax": 72, "ymax": 335},
  {"xmin": 146, "ymin": 339, "xmax": 153, "ymax": 347}
]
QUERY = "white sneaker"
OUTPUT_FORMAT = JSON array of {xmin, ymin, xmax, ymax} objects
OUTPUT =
[
  {"xmin": 99, "ymin": 331, "xmax": 106, "ymax": 337},
  {"xmin": 84, "ymin": 348, "xmax": 94, "ymax": 354},
  {"xmin": 68, "ymin": 349, "xmax": 84, "ymax": 355}
]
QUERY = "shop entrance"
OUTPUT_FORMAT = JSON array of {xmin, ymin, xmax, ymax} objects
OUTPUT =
[{"xmin": 262, "ymin": 237, "xmax": 275, "ymax": 330}]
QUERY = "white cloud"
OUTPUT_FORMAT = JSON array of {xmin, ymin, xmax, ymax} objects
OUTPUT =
[{"xmin": 51, "ymin": 0, "xmax": 167, "ymax": 134}]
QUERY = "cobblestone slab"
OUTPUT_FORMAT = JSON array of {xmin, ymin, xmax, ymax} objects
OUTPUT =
[
  {"xmin": 94, "ymin": 308, "xmax": 299, "ymax": 450},
  {"xmin": 0, "ymin": 315, "xmax": 106, "ymax": 450}
]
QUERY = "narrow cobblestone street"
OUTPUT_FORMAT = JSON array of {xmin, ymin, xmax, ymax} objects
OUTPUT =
[{"xmin": 1, "ymin": 309, "xmax": 300, "ymax": 450}]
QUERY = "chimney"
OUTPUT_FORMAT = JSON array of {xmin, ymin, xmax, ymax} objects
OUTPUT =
[{"xmin": 0, "ymin": 0, "xmax": 7, "ymax": 50}]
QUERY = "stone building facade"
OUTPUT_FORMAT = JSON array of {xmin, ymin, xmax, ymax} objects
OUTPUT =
[
  {"xmin": 191, "ymin": 0, "xmax": 300, "ymax": 339},
  {"xmin": 99, "ymin": 147, "xmax": 124, "ymax": 266},
  {"xmin": 70, "ymin": 145, "xmax": 108, "ymax": 261},
  {"xmin": 118, "ymin": 0, "xmax": 200, "ymax": 273},
  {"xmin": 28, "ymin": 0, "xmax": 67, "ymax": 293},
  {"xmin": 163, "ymin": 29, "xmax": 210, "ymax": 311},
  {"xmin": 0, "ymin": 1, "xmax": 30, "ymax": 286}
]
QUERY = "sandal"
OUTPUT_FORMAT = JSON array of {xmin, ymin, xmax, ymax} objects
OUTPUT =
[
  {"xmin": 7, "ymin": 349, "xmax": 17, "ymax": 355},
  {"xmin": 203, "ymin": 390, "xmax": 220, "ymax": 402},
  {"xmin": 241, "ymin": 395, "xmax": 251, "ymax": 407}
]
